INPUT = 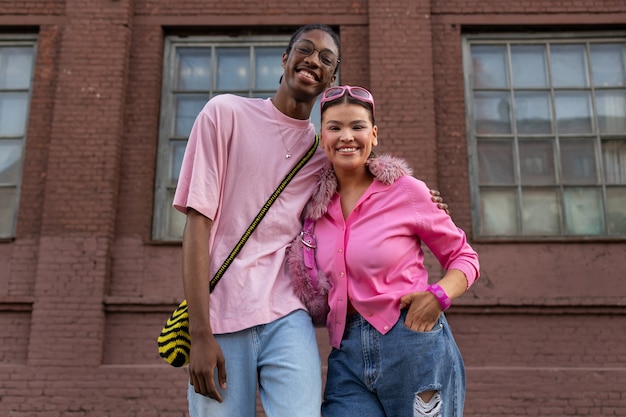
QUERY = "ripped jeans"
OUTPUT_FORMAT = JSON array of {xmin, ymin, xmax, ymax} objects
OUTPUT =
[{"xmin": 322, "ymin": 311, "xmax": 465, "ymax": 417}]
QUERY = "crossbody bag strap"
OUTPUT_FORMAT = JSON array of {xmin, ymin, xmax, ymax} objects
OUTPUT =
[
  {"xmin": 300, "ymin": 218, "xmax": 319, "ymax": 291},
  {"xmin": 209, "ymin": 134, "xmax": 320, "ymax": 292}
]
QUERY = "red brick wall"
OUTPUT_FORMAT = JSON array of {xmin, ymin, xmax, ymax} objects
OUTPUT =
[
  {"xmin": 452, "ymin": 312, "xmax": 626, "ymax": 416},
  {"xmin": 0, "ymin": 0, "xmax": 625, "ymax": 416},
  {"xmin": 368, "ymin": 0, "xmax": 439, "ymax": 185}
]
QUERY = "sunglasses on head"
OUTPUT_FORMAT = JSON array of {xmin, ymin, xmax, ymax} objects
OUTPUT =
[{"xmin": 320, "ymin": 86, "xmax": 376, "ymax": 116}]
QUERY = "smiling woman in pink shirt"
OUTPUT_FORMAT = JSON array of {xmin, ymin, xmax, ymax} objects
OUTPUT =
[{"xmin": 297, "ymin": 85, "xmax": 480, "ymax": 417}]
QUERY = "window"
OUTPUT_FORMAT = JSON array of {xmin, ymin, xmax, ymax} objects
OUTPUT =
[
  {"xmin": 153, "ymin": 35, "xmax": 309, "ymax": 241},
  {"xmin": 0, "ymin": 36, "xmax": 36, "ymax": 239},
  {"xmin": 463, "ymin": 33, "xmax": 626, "ymax": 238}
]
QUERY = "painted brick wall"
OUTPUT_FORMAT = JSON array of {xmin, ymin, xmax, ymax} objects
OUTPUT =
[
  {"xmin": 368, "ymin": 0, "xmax": 439, "ymax": 185},
  {"xmin": 0, "ymin": 0, "xmax": 625, "ymax": 416}
]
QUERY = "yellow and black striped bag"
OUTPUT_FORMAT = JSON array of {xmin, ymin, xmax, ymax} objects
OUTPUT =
[
  {"xmin": 157, "ymin": 300, "xmax": 190, "ymax": 367},
  {"xmin": 157, "ymin": 135, "xmax": 319, "ymax": 367}
]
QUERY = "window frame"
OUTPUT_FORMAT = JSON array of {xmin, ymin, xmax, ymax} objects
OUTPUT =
[
  {"xmin": 462, "ymin": 31, "xmax": 626, "ymax": 241},
  {"xmin": 0, "ymin": 34, "xmax": 37, "ymax": 240},
  {"xmin": 152, "ymin": 34, "xmax": 293, "ymax": 242}
]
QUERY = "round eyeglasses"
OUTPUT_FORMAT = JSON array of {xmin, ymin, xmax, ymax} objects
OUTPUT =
[{"xmin": 292, "ymin": 39, "xmax": 340, "ymax": 68}]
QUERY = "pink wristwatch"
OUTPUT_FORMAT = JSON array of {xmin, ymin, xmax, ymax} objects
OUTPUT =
[{"xmin": 426, "ymin": 283, "xmax": 451, "ymax": 311}]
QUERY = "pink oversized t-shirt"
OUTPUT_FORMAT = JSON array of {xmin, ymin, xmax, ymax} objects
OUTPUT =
[{"xmin": 173, "ymin": 94, "xmax": 326, "ymax": 334}]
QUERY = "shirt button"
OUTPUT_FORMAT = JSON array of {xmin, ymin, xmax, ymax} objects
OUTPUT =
[
  {"xmin": 340, "ymin": 272, "xmax": 345, "ymax": 277},
  {"xmin": 384, "ymin": 326, "xmax": 389, "ymax": 331},
  {"xmin": 338, "ymin": 249, "xmax": 343, "ymax": 253},
  {"xmin": 367, "ymin": 312, "xmax": 373, "ymax": 317}
]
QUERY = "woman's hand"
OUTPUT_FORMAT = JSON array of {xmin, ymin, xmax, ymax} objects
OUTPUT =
[
  {"xmin": 400, "ymin": 291, "xmax": 442, "ymax": 332},
  {"xmin": 401, "ymin": 271, "xmax": 469, "ymax": 331}
]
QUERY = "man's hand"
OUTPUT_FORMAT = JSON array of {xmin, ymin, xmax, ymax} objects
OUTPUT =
[
  {"xmin": 188, "ymin": 334, "xmax": 227, "ymax": 402},
  {"xmin": 429, "ymin": 189, "xmax": 450, "ymax": 215}
]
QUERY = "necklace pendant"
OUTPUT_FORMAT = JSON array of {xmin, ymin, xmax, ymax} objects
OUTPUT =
[{"xmin": 285, "ymin": 152, "xmax": 291, "ymax": 159}]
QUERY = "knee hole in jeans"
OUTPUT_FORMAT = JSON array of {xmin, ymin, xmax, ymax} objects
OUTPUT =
[{"xmin": 414, "ymin": 391, "xmax": 441, "ymax": 417}]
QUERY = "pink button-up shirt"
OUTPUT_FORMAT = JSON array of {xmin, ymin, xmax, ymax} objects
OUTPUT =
[{"xmin": 314, "ymin": 175, "xmax": 479, "ymax": 348}]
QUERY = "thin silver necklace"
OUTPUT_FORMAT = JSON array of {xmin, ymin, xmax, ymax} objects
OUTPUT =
[{"xmin": 271, "ymin": 99, "xmax": 301, "ymax": 159}]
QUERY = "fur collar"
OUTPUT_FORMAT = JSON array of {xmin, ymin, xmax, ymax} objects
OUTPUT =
[{"xmin": 303, "ymin": 154, "xmax": 413, "ymax": 220}]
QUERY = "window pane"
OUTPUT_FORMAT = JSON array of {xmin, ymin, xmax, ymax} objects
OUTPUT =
[
  {"xmin": 467, "ymin": 37, "xmax": 626, "ymax": 238},
  {"xmin": 154, "ymin": 36, "xmax": 291, "ymax": 241},
  {"xmin": 170, "ymin": 140, "xmax": 186, "ymax": 185},
  {"xmin": 0, "ymin": 139, "xmax": 23, "ymax": 184},
  {"xmin": 606, "ymin": 187, "xmax": 626, "ymax": 235},
  {"xmin": 176, "ymin": 48, "xmax": 211, "ymax": 90},
  {"xmin": 590, "ymin": 43, "xmax": 626, "ymax": 87},
  {"xmin": 551, "ymin": 44, "xmax": 588, "ymax": 87},
  {"xmin": 477, "ymin": 139, "xmax": 515, "ymax": 185},
  {"xmin": 256, "ymin": 47, "xmax": 284, "ymax": 90},
  {"xmin": 473, "ymin": 91, "xmax": 511, "ymax": 134},
  {"xmin": 0, "ymin": 92, "xmax": 28, "ymax": 136},
  {"xmin": 0, "ymin": 46, "xmax": 33, "ymax": 89},
  {"xmin": 166, "ymin": 189, "xmax": 185, "ymax": 240},
  {"xmin": 174, "ymin": 94, "xmax": 210, "ymax": 137},
  {"xmin": 511, "ymin": 44, "xmax": 548, "ymax": 88},
  {"xmin": 519, "ymin": 139, "xmax": 556, "ymax": 185},
  {"xmin": 480, "ymin": 188, "xmax": 518, "ymax": 235},
  {"xmin": 514, "ymin": 92, "xmax": 552, "ymax": 134},
  {"xmin": 563, "ymin": 187, "xmax": 604, "ymax": 235},
  {"xmin": 251, "ymin": 91, "xmax": 274, "ymax": 99},
  {"xmin": 555, "ymin": 91, "xmax": 593, "ymax": 134},
  {"xmin": 0, "ymin": 187, "xmax": 17, "ymax": 238},
  {"xmin": 310, "ymin": 95, "xmax": 322, "ymax": 134},
  {"xmin": 560, "ymin": 138, "xmax": 598, "ymax": 184},
  {"xmin": 216, "ymin": 48, "xmax": 250, "ymax": 91},
  {"xmin": 470, "ymin": 45, "xmax": 508, "ymax": 88},
  {"xmin": 595, "ymin": 90, "xmax": 626, "ymax": 134},
  {"xmin": 603, "ymin": 140, "xmax": 626, "ymax": 184},
  {"xmin": 522, "ymin": 189, "xmax": 561, "ymax": 235}
]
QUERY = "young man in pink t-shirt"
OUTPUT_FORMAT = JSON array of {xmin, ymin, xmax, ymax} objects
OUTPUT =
[{"xmin": 173, "ymin": 24, "xmax": 341, "ymax": 417}]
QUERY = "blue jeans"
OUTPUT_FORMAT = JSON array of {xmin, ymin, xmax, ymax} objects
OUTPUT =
[
  {"xmin": 188, "ymin": 309, "xmax": 322, "ymax": 417},
  {"xmin": 322, "ymin": 311, "xmax": 465, "ymax": 417}
]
